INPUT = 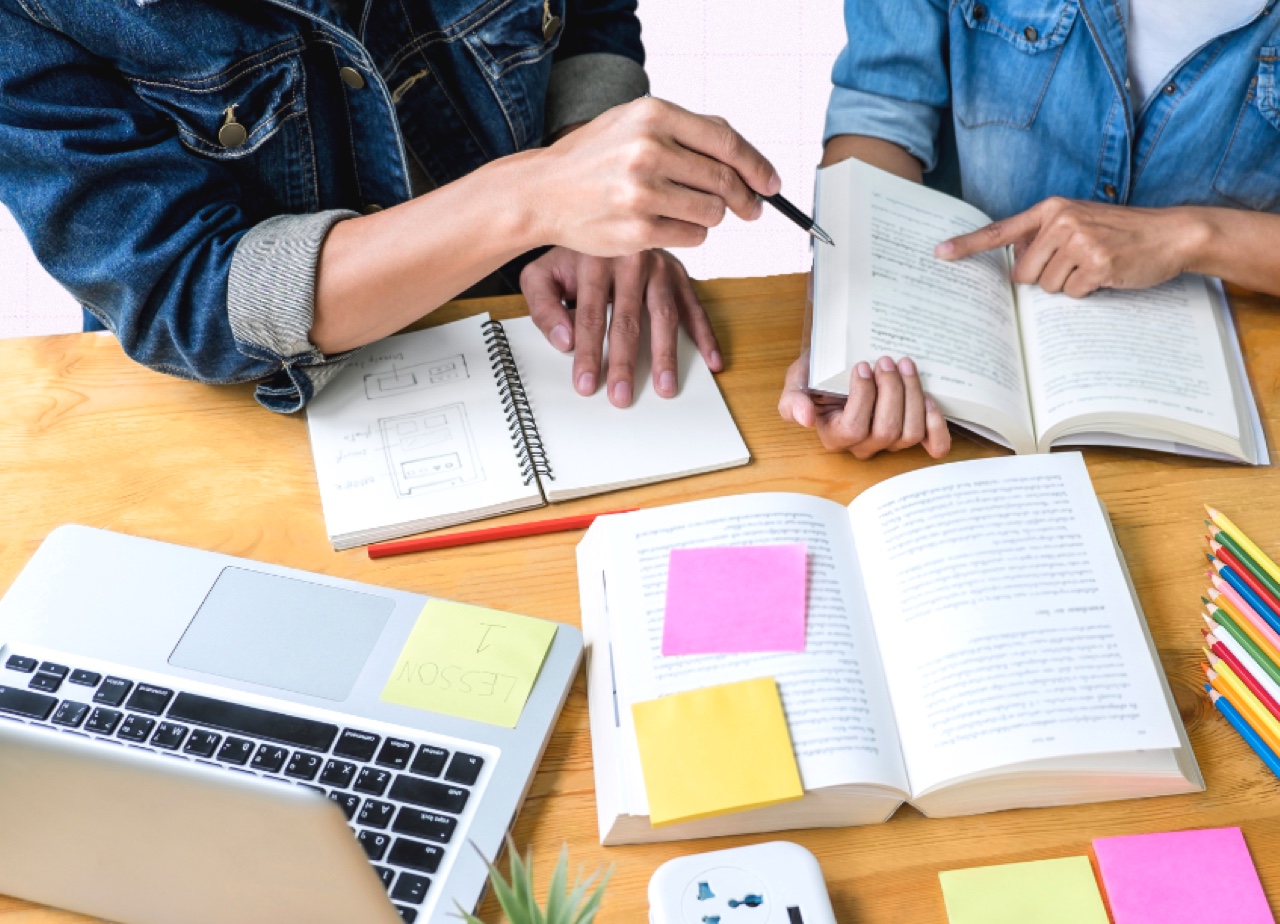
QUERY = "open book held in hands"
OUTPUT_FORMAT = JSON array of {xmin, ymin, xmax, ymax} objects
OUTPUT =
[
  {"xmin": 810, "ymin": 158, "xmax": 1267, "ymax": 464},
  {"xmin": 578, "ymin": 453, "xmax": 1202, "ymax": 845}
]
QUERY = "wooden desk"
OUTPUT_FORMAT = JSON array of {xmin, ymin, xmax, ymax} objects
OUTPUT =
[{"xmin": 4, "ymin": 273, "xmax": 1280, "ymax": 922}]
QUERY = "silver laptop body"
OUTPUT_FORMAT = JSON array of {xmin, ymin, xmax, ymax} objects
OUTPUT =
[{"xmin": 0, "ymin": 525, "xmax": 583, "ymax": 924}]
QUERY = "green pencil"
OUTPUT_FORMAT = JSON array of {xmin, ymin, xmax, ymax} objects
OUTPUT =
[
  {"xmin": 1208, "ymin": 521, "xmax": 1280, "ymax": 601},
  {"xmin": 1203, "ymin": 599, "xmax": 1280, "ymax": 687}
]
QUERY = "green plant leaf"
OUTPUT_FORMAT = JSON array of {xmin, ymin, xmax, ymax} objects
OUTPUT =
[{"xmin": 458, "ymin": 838, "xmax": 611, "ymax": 924}]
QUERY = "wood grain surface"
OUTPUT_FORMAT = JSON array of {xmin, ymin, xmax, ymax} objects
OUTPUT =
[{"xmin": 3, "ymin": 273, "xmax": 1280, "ymax": 922}]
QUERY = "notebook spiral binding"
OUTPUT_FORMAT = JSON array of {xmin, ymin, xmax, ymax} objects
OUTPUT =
[{"xmin": 483, "ymin": 320, "xmax": 554, "ymax": 486}]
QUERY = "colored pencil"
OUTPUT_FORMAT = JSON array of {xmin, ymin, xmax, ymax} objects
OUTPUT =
[
  {"xmin": 1207, "ymin": 626, "xmax": 1280, "ymax": 704},
  {"xmin": 1208, "ymin": 646, "xmax": 1280, "ymax": 722},
  {"xmin": 1210, "ymin": 689, "xmax": 1280, "ymax": 779},
  {"xmin": 1205, "ymin": 667, "xmax": 1280, "ymax": 754},
  {"xmin": 1208, "ymin": 526, "xmax": 1280, "ymax": 601},
  {"xmin": 1207, "ymin": 588, "xmax": 1280, "ymax": 668},
  {"xmin": 366, "ymin": 508, "xmax": 639, "ymax": 559},
  {"xmin": 1206, "ymin": 506, "xmax": 1280, "ymax": 590},
  {"xmin": 1210, "ymin": 541, "xmax": 1280, "ymax": 620},
  {"xmin": 1211, "ymin": 561, "xmax": 1280, "ymax": 636},
  {"xmin": 1202, "ymin": 608, "xmax": 1280, "ymax": 687}
]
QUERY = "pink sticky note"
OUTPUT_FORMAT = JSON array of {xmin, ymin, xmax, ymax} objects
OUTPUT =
[
  {"xmin": 662, "ymin": 544, "xmax": 807, "ymax": 655},
  {"xmin": 1093, "ymin": 827, "xmax": 1275, "ymax": 924}
]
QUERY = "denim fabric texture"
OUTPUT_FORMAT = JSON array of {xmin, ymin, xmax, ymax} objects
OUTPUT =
[
  {"xmin": 826, "ymin": 0, "xmax": 1280, "ymax": 221},
  {"xmin": 0, "ymin": 0, "xmax": 643, "ymax": 410}
]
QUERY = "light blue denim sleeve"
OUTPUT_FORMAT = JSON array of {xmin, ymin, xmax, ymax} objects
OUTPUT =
[{"xmin": 823, "ymin": 0, "xmax": 951, "ymax": 171}]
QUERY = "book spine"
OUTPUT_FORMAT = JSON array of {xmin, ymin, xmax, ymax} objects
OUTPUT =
[{"xmin": 483, "ymin": 319, "xmax": 553, "ymax": 486}]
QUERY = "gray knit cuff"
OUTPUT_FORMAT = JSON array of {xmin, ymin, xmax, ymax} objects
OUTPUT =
[
  {"xmin": 544, "ymin": 53, "xmax": 649, "ymax": 139},
  {"xmin": 228, "ymin": 209, "xmax": 358, "ymax": 411}
]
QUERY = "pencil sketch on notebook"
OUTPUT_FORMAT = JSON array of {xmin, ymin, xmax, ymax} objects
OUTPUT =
[
  {"xmin": 363, "ymin": 354, "xmax": 470, "ymax": 400},
  {"xmin": 379, "ymin": 404, "xmax": 484, "ymax": 498}
]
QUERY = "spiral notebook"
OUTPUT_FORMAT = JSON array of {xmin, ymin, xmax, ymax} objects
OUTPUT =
[{"xmin": 306, "ymin": 313, "xmax": 750, "ymax": 549}]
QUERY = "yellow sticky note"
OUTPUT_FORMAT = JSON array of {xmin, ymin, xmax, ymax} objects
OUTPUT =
[
  {"xmin": 632, "ymin": 677, "xmax": 804, "ymax": 827},
  {"xmin": 939, "ymin": 857, "xmax": 1109, "ymax": 924},
  {"xmin": 380, "ymin": 599, "xmax": 557, "ymax": 728}
]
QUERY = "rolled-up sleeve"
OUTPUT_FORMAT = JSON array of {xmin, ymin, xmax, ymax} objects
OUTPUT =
[
  {"xmin": 544, "ymin": 0, "xmax": 648, "ymax": 138},
  {"xmin": 824, "ymin": 0, "xmax": 951, "ymax": 171},
  {"xmin": 0, "ymin": 1, "xmax": 350, "ymax": 413}
]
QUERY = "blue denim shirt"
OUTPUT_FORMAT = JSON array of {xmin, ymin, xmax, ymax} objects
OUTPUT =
[
  {"xmin": 0, "ymin": 0, "xmax": 644, "ymax": 411},
  {"xmin": 825, "ymin": 0, "xmax": 1280, "ymax": 222}
]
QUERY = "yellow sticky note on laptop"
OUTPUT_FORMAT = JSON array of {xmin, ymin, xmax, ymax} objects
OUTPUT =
[
  {"xmin": 380, "ymin": 599, "xmax": 557, "ymax": 728},
  {"xmin": 632, "ymin": 676, "xmax": 804, "ymax": 827},
  {"xmin": 939, "ymin": 857, "xmax": 1109, "ymax": 924}
]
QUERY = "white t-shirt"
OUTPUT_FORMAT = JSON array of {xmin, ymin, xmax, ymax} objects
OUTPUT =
[{"xmin": 1128, "ymin": 1, "xmax": 1262, "ymax": 105}]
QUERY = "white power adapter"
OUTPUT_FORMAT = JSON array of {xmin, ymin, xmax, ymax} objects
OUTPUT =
[{"xmin": 647, "ymin": 841, "xmax": 838, "ymax": 924}]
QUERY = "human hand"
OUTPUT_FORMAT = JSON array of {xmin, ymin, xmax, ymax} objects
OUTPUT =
[
  {"xmin": 777, "ymin": 352, "xmax": 950, "ymax": 459},
  {"xmin": 530, "ymin": 96, "xmax": 781, "ymax": 257},
  {"xmin": 934, "ymin": 198, "xmax": 1200, "ymax": 298},
  {"xmin": 520, "ymin": 246, "xmax": 722, "ymax": 408}
]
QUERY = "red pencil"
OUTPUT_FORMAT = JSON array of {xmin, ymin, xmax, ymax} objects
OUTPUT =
[
  {"xmin": 367, "ymin": 508, "xmax": 639, "ymax": 559},
  {"xmin": 1208, "ymin": 640, "xmax": 1280, "ymax": 722},
  {"xmin": 1211, "ymin": 541, "xmax": 1280, "ymax": 619}
]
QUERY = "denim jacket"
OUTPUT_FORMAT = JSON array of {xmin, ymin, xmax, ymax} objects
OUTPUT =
[
  {"xmin": 825, "ymin": 0, "xmax": 1280, "ymax": 222},
  {"xmin": 0, "ymin": 0, "xmax": 645, "ymax": 411}
]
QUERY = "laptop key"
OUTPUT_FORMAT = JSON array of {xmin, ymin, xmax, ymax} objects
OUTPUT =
[
  {"xmin": 388, "ymin": 776, "xmax": 470, "ymax": 815},
  {"xmin": 0, "ymin": 685, "xmax": 57, "ymax": 721},
  {"xmin": 85, "ymin": 707, "xmax": 123, "ymax": 735},
  {"xmin": 376, "ymin": 738, "xmax": 415, "ymax": 770},
  {"xmin": 38, "ymin": 662, "xmax": 69, "ymax": 678},
  {"xmin": 354, "ymin": 767, "xmax": 392, "ymax": 796},
  {"xmin": 251, "ymin": 744, "xmax": 289, "ymax": 773},
  {"xmin": 217, "ymin": 737, "xmax": 255, "ymax": 765},
  {"xmin": 117, "ymin": 715, "xmax": 156, "ymax": 742},
  {"xmin": 151, "ymin": 722, "xmax": 189, "ymax": 750},
  {"xmin": 374, "ymin": 866, "xmax": 396, "ymax": 889},
  {"xmin": 93, "ymin": 677, "xmax": 133, "ymax": 708},
  {"xmin": 391, "ymin": 872, "xmax": 431, "ymax": 905},
  {"xmin": 387, "ymin": 838, "xmax": 443, "ymax": 874},
  {"xmin": 320, "ymin": 759, "xmax": 357, "ymax": 789},
  {"xmin": 4, "ymin": 655, "xmax": 37, "ymax": 673},
  {"xmin": 329, "ymin": 791, "xmax": 361, "ymax": 820},
  {"xmin": 358, "ymin": 799, "xmax": 396, "ymax": 830},
  {"xmin": 334, "ymin": 728, "xmax": 381, "ymax": 762},
  {"xmin": 68, "ymin": 669, "xmax": 102, "ymax": 687},
  {"xmin": 392, "ymin": 808, "xmax": 457, "ymax": 844},
  {"xmin": 167, "ymin": 692, "xmax": 339, "ymax": 753},
  {"xmin": 28, "ymin": 672, "xmax": 63, "ymax": 694},
  {"xmin": 52, "ymin": 701, "xmax": 90, "ymax": 728},
  {"xmin": 297, "ymin": 783, "xmax": 325, "ymax": 795},
  {"xmin": 409, "ymin": 745, "xmax": 449, "ymax": 778},
  {"xmin": 183, "ymin": 729, "xmax": 222, "ymax": 758},
  {"xmin": 395, "ymin": 907, "xmax": 418, "ymax": 923},
  {"xmin": 444, "ymin": 753, "xmax": 484, "ymax": 786},
  {"xmin": 284, "ymin": 751, "xmax": 323, "ymax": 781},
  {"xmin": 125, "ymin": 683, "xmax": 174, "ymax": 715},
  {"xmin": 358, "ymin": 830, "xmax": 391, "ymax": 861}
]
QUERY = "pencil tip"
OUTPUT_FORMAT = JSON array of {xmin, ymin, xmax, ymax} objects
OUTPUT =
[{"xmin": 1207, "ymin": 506, "xmax": 1220, "ymax": 518}]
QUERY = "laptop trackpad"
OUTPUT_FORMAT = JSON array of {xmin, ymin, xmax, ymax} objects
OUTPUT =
[{"xmin": 169, "ymin": 567, "xmax": 395, "ymax": 702}]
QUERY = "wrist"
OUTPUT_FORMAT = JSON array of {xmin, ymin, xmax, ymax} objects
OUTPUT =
[
  {"xmin": 1170, "ymin": 206, "xmax": 1218, "ymax": 276},
  {"xmin": 487, "ymin": 149, "xmax": 553, "ymax": 253}
]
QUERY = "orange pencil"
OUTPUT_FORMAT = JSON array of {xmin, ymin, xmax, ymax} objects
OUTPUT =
[{"xmin": 367, "ymin": 507, "xmax": 639, "ymax": 559}]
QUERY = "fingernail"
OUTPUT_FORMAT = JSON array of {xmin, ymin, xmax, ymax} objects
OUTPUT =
[
  {"xmin": 611, "ymin": 381, "xmax": 633, "ymax": 407},
  {"xmin": 876, "ymin": 355, "xmax": 895, "ymax": 372},
  {"xmin": 925, "ymin": 396, "xmax": 938, "ymax": 412},
  {"xmin": 768, "ymin": 172, "xmax": 782, "ymax": 195},
  {"xmin": 709, "ymin": 350, "xmax": 723, "ymax": 371},
  {"xmin": 935, "ymin": 241, "xmax": 955, "ymax": 258},
  {"xmin": 855, "ymin": 361, "xmax": 873, "ymax": 379},
  {"xmin": 658, "ymin": 370, "xmax": 676, "ymax": 394},
  {"xmin": 577, "ymin": 372, "xmax": 596, "ymax": 395},
  {"xmin": 550, "ymin": 323, "xmax": 572, "ymax": 352},
  {"xmin": 752, "ymin": 198, "xmax": 765, "ymax": 220},
  {"xmin": 898, "ymin": 356, "xmax": 917, "ymax": 376}
]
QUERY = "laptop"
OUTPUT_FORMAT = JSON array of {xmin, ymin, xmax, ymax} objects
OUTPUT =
[{"xmin": 0, "ymin": 525, "xmax": 583, "ymax": 924}]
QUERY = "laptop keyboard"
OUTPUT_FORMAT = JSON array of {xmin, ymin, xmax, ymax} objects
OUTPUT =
[{"xmin": 1, "ymin": 649, "xmax": 496, "ymax": 923}]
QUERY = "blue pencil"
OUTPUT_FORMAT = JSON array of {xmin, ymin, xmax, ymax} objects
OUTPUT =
[
  {"xmin": 1210, "ymin": 687, "xmax": 1280, "ymax": 779},
  {"xmin": 1217, "ymin": 561, "xmax": 1280, "ymax": 636}
]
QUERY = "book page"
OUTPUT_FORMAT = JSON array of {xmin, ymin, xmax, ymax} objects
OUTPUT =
[
  {"xmin": 599, "ymin": 494, "xmax": 908, "ymax": 799},
  {"xmin": 305, "ymin": 314, "xmax": 542, "ymax": 546},
  {"xmin": 847, "ymin": 454, "xmax": 1179, "ymax": 797},
  {"xmin": 1019, "ymin": 275, "xmax": 1240, "ymax": 443},
  {"xmin": 499, "ymin": 316, "xmax": 749, "ymax": 502},
  {"xmin": 811, "ymin": 159, "xmax": 1034, "ymax": 450}
]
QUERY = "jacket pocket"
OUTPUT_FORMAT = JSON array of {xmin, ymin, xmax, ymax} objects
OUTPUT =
[
  {"xmin": 950, "ymin": 0, "xmax": 1078, "ymax": 129},
  {"xmin": 1212, "ymin": 48, "xmax": 1280, "ymax": 211},
  {"xmin": 468, "ymin": 0, "xmax": 564, "ymax": 78},
  {"xmin": 124, "ymin": 37, "xmax": 316, "ymax": 216}
]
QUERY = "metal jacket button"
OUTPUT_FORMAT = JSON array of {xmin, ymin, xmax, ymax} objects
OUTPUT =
[
  {"xmin": 542, "ymin": 0, "xmax": 561, "ymax": 39},
  {"xmin": 340, "ymin": 66, "xmax": 366, "ymax": 90},
  {"xmin": 1023, "ymin": 25, "xmax": 1039, "ymax": 41},
  {"xmin": 363, "ymin": 204, "xmax": 383, "ymax": 214},
  {"xmin": 218, "ymin": 105, "xmax": 247, "ymax": 149},
  {"xmin": 1103, "ymin": 183, "xmax": 1118, "ymax": 199},
  {"xmin": 973, "ymin": 3, "xmax": 988, "ymax": 20}
]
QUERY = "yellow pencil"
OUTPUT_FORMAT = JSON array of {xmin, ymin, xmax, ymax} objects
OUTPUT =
[
  {"xmin": 1207, "ymin": 667, "xmax": 1280, "ymax": 754},
  {"xmin": 1206, "ymin": 506, "xmax": 1280, "ymax": 590}
]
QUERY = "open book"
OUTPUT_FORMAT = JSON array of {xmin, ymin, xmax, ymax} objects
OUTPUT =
[
  {"xmin": 810, "ymin": 158, "xmax": 1267, "ymax": 463},
  {"xmin": 306, "ymin": 314, "xmax": 749, "ymax": 549},
  {"xmin": 578, "ymin": 453, "xmax": 1202, "ymax": 844}
]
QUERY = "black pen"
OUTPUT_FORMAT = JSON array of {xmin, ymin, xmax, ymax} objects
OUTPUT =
[{"xmin": 763, "ymin": 193, "xmax": 834, "ymax": 246}]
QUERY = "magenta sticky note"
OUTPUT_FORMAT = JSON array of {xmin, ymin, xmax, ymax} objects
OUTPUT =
[
  {"xmin": 661, "ymin": 544, "xmax": 807, "ymax": 655},
  {"xmin": 1093, "ymin": 827, "xmax": 1274, "ymax": 924}
]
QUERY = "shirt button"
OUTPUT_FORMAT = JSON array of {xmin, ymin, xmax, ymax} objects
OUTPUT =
[
  {"xmin": 363, "ymin": 204, "xmax": 384, "ymax": 215},
  {"xmin": 217, "ymin": 122, "xmax": 248, "ymax": 149},
  {"xmin": 1103, "ymin": 183, "xmax": 1118, "ymax": 200},
  {"xmin": 1124, "ymin": 77, "xmax": 1131, "ymax": 90},
  {"xmin": 339, "ymin": 66, "xmax": 366, "ymax": 90},
  {"xmin": 973, "ymin": 3, "xmax": 988, "ymax": 20},
  {"xmin": 1163, "ymin": 82, "xmax": 1177, "ymax": 95},
  {"xmin": 1023, "ymin": 25, "xmax": 1039, "ymax": 41}
]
